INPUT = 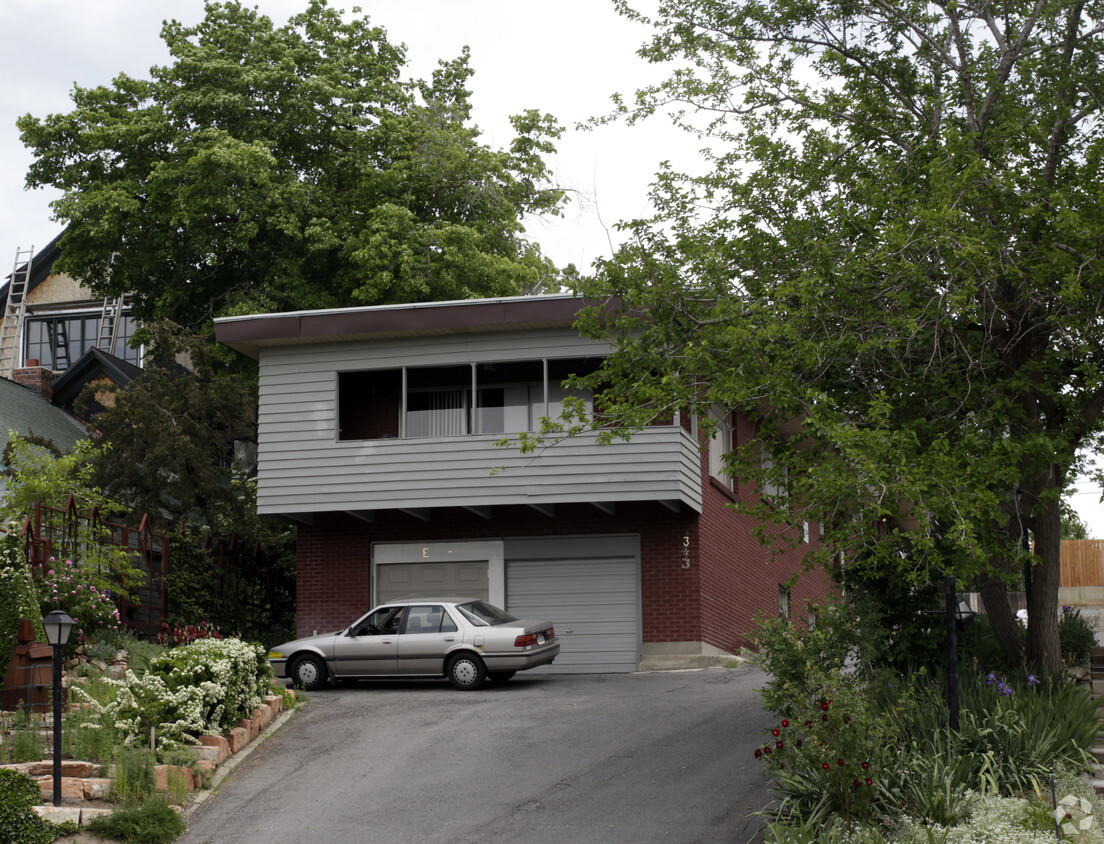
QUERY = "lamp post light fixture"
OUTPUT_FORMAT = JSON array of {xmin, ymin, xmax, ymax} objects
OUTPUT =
[{"xmin": 42, "ymin": 610, "xmax": 75, "ymax": 807}]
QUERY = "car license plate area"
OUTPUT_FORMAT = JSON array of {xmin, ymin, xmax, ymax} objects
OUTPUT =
[{"xmin": 536, "ymin": 633, "xmax": 546, "ymax": 645}]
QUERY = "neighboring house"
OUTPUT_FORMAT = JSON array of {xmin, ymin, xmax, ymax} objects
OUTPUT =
[
  {"xmin": 214, "ymin": 293, "xmax": 832, "ymax": 673},
  {"xmin": 2, "ymin": 232, "xmax": 140, "ymax": 380}
]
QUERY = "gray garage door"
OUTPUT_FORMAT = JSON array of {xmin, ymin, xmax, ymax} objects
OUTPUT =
[
  {"xmin": 376, "ymin": 561, "xmax": 489, "ymax": 604},
  {"xmin": 505, "ymin": 535, "xmax": 640, "ymax": 673}
]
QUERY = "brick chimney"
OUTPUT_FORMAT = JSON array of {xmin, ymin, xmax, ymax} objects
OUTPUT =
[{"xmin": 13, "ymin": 359, "xmax": 54, "ymax": 402}]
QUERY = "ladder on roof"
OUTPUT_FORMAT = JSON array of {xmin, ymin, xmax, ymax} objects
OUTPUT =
[
  {"xmin": 97, "ymin": 295, "xmax": 125, "ymax": 356},
  {"xmin": 0, "ymin": 246, "xmax": 34, "ymax": 378}
]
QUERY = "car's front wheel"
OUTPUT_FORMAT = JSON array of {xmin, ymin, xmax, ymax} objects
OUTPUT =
[
  {"xmin": 290, "ymin": 654, "xmax": 327, "ymax": 691},
  {"xmin": 447, "ymin": 653, "xmax": 486, "ymax": 690}
]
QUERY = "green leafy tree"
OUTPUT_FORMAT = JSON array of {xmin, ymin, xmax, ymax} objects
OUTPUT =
[
  {"xmin": 575, "ymin": 0, "xmax": 1104, "ymax": 671},
  {"xmin": 79, "ymin": 321, "xmax": 255, "ymax": 534},
  {"xmin": 18, "ymin": 0, "xmax": 566, "ymax": 326}
]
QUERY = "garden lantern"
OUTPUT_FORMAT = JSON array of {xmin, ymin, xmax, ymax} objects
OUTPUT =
[{"xmin": 42, "ymin": 609, "xmax": 74, "ymax": 807}]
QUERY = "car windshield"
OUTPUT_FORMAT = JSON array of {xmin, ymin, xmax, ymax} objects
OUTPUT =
[{"xmin": 456, "ymin": 600, "xmax": 518, "ymax": 627}]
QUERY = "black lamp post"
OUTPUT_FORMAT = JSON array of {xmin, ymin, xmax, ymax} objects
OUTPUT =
[
  {"xmin": 42, "ymin": 610, "xmax": 75, "ymax": 807},
  {"xmin": 944, "ymin": 576, "xmax": 977, "ymax": 732}
]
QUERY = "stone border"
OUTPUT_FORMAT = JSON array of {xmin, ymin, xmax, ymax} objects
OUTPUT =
[{"xmin": 1, "ymin": 689, "xmax": 295, "ymax": 828}]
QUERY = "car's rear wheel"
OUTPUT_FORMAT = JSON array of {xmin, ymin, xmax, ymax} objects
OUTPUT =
[
  {"xmin": 488, "ymin": 670, "xmax": 516, "ymax": 683},
  {"xmin": 290, "ymin": 655, "xmax": 327, "ymax": 691},
  {"xmin": 447, "ymin": 653, "xmax": 486, "ymax": 690}
]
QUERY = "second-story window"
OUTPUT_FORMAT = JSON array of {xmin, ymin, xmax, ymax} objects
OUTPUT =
[
  {"xmin": 336, "ymin": 358, "xmax": 603, "ymax": 441},
  {"xmin": 25, "ymin": 312, "xmax": 139, "ymax": 371}
]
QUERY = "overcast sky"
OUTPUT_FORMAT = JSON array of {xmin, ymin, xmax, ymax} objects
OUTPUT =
[{"xmin": 2, "ymin": 0, "xmax": 1103, "ymax": 537}]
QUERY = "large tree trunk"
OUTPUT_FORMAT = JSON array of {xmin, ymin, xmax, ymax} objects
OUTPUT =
[
  {"xmin": 1026, "ymin": 492, "xmax": 1062, "ymax": 672},
  {"xmin": 978, "ymin": 573, "xmax": 1025, "ymax": 666}
]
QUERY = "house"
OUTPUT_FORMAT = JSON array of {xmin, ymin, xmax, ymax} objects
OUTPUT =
[
  {"xmin": 1, "ymin": 232, "xmax": 140, "ymax": 379},
  {"xmin": 214, "ymin": 293, "xmax": 832, "ymax": 672}
]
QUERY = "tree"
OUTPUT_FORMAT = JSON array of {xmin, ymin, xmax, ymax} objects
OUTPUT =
[
  {"xmin": 574, "ymin": 0, "xmax": 1104, "ymax": 671},
  {"xmin": 78, "ymin": 321, "xmax": 256, "ymax": 535},
  {"xmin": 18, "ymin": 0, "xmax": 566, "ymax": 326}
]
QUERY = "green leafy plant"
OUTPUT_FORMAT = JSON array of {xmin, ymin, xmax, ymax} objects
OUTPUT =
[
  {"xmin": 110, "ymin": 745, "xmax": 156, "ymax": 804},
  {"xmin": 0, "ymin": 767, "xmax": 76, "ymax": 844},
  {"xmin": 1058, "ymin": 606, "xmax": 1097, "ymax": 667},
  {"xmin": 0, "ymin": 532, "xmax": 45, "ymax": 680},
  {"xmin": 749, "ymin": 598, "xmax": 874, "ymax": 717},
  {"xmin": 86, "ymin": 794, "xmax": 186, "ymax": 844}
]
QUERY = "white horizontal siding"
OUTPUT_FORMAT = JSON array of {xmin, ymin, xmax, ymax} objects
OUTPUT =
[
  {"xmin": 256, "ymin": 428, "xmax": 702, "ymax": 514},
  {"xmin": 253, "ymin": 330, "xmax": 703, "ymax": 515}
]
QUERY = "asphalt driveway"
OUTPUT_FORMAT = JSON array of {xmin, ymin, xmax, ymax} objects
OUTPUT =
[{"xmin": 177, "ymin": 665, "xmax": 776, "ymax": 844}]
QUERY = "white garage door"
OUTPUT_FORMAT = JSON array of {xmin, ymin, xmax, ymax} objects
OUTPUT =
[
  {"xmin": 376, "ymin": 561, "xmax": 489, "ymax": 604},
  {"xmin": 505, "ymin": 535, "xmax": 640, "ymax": 673}
]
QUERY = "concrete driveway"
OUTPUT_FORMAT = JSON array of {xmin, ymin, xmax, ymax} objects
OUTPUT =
[{"xmin": 176, "ymin": 665, "xmax": 776, "ymax": 844}]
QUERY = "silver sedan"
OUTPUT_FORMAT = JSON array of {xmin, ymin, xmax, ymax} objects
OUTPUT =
[{"xmin": 268, "ymin": 598, "xmax": 559, "ymax": 691}]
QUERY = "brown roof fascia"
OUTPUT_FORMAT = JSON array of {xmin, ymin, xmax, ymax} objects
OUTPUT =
[{"xmin": 215, "ymin": 295, "xmax": 622, "ymax": 359}]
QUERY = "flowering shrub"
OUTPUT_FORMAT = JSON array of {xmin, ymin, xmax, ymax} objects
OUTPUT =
[
  {"xmin": 756, "ymin": 670, "xmax": 891, "ymax": 824},
  {"xmin": 157, "ymin": 620, "xmax": 224, "ymax": 647},
  {"xmin": 37, "ymin": 556, "xmax": 122, "ymax": 648},
  {"xmin": 72, "ymin": 636, "xmax": 271, "ymax": 748}
]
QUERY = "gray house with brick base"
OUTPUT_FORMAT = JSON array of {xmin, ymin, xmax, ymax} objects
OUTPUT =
[{"xmin": 215, "ymin": 294, "xmax": 830, "ymax": 672}]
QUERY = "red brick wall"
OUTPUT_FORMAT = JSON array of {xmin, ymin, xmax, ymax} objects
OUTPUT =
[{"xmin": 696, "ymin": 411, "xmax": 833, "ymax": 654}]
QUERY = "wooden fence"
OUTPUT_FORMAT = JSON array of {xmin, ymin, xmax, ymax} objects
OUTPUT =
[{"xmin": 1060, "ymin": 540, "xmax": 1104, "ymax": 588}]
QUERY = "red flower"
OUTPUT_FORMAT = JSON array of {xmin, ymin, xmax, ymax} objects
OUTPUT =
[
  {"xmin": 772, "ymin": 729, "xmax": 780, "ymax": 737},
  {"xmin": 764, "ymin": 747, "xmax": 772, "ymax": 755},
  {"xmin": 779, "ymin": 762, "xmax": 785, "ymax": 769},
  {"xmin": 776, "ymin": 741, "xmax": 784, "ymax": 749},
  {"xmin": 854, "ymin": 779, "xmax": 861, "ymax": 787},
  {"xmin": 820, "ymin": 702, "xmax": 830, "ymax": 711},
  {"xmin": 781, "ymin": 719, "xmax": 790, "ymax": 728},
  {"xmin": 865, "ymin": 778, "xmax": 873, "ymax": 786},
  {"xmin": 821, "ymin": 713, "xmax": 829, "ymax": 721},
  {"xmin": 822, "ymin": 762, "xmax": 830, "ymax": 770},
  {"xmin": 837, "ymin": 758, "xmax": 845, "ymax": 767},
  {"xmin": 795, "ymin": 740, "xmax": 802, "ymax": 747},
  {"xmin": 804, "ymin": 720, "xmax": 812, "ymax": 727},
  {"xmin": 861, "ymin": 762, "xmax": 870, "ymax": 770},
  {"xmin": 754, "ymin": 749, "xmax": 762, "ymax": 759}
]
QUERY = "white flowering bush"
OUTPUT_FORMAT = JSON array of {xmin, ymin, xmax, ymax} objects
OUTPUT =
[
  {"xmin": 147, "ymin": 637, "xmax": 271, "ymax": 731},
  {"xmin": 72, "ymin": 636, "xmax": 271, "ymax": 749}
]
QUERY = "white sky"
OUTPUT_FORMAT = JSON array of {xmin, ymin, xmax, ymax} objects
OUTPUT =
[{"xmin": 2, "ymin": 0, "xmax": 1103, "ymax": 537}]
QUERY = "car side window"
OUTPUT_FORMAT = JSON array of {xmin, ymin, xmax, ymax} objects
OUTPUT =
[
  {"xmin": 440, "ymin": 610, "xmax": 458, "ymax": 633},
  {"xmin": 354, "ymin": 607, "xmax": 404, "ymax": 636},
  {"xmin": 405, "ymin": 605, "xmax": 448, "ymax": 634}
]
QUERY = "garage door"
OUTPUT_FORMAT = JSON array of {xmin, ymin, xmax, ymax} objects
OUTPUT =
[
  {"xmin": 376, "ymin": 561, "xmax": 489, "ymax": 604},
  {"xmin": 505, "ymin": 535, "xmax": 640, "ymax": 673}
]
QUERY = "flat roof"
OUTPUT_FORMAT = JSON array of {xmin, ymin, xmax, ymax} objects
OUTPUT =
[{"xmin": 214, "ymin": 294, "xmax": 610, "ymax": 359}]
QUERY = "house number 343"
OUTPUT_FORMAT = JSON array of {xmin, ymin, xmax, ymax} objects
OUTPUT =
[{"xmin": 681, "ymin": 535, "xmax": 691, "ymax": 569}]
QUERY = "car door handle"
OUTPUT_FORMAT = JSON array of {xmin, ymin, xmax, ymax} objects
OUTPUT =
[{"xmin": 443, "ymin": 636, "xmax": 455, "ymax": 642}]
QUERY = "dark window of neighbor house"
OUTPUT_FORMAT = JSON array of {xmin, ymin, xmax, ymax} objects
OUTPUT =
[
  {"xmin": 25, "ymin": 312, "xmax": 139, "ymax": 370},
  {"xmin": 338, "ymin": 370, "xmax": 401, "ymax": 440}
]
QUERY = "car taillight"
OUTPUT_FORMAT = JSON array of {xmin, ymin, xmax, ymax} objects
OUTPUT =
[
  {"xmin": 546, "ymin": 627, "xmax": 554, "ymax": 640},
  {"xmin": 515, "ymin": 633, "xmax": 539, "ymax": 648}
]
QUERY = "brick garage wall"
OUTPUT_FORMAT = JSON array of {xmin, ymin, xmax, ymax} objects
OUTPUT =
[
  {"xmin": 696, "ymin": 412, "xmax": 834, "ymax": 654},
  {"xmin": 295, "ymin": 501, "xmax": 701, "ymax": 642}
]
